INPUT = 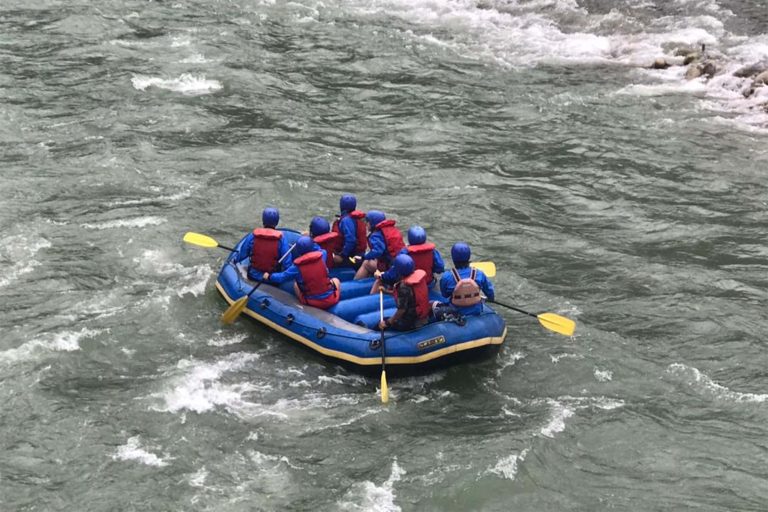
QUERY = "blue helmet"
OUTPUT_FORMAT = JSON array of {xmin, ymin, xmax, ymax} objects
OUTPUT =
[
  {"xmin": 262, "ymin": 207, "xmax": 279, "ymax": 228},
  {"xmin": 393, "ymin": 254, "xmax": 415, "ymax": 277},
  {"xmin": 309, "ymin": 216, "xmax": 330, "ymax": 237},
  {"xmin": 295, "ymin": 235, "xmax": 314, "ymax": 256},
  {"xmin": 366, "ymin": 210, "xmax": 386, "ymax": 227},
  {"xmin": 340, "ymin": 194, "xmax": 357, "ymax": 213},
  {"xmin": 407, "ymin": 225, "xmax": 427, "ymax": 245},
  {"xmin": 451, "ymin": 242, "xmax": 471, "ymax": 264}
]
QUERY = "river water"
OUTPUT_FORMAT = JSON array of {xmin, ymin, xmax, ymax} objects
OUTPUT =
[{"xmin": 2, "ymin": 0, "xmax": 768, "ymax": 510}]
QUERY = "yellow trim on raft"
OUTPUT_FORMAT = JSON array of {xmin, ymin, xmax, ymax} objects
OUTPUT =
[{"xmin": 216, "ymin": 281, "xmax": 507, "ymax": 366}]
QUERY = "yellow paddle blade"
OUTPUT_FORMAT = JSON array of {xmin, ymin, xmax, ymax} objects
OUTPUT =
[
  {"xmin": 221, "ymin": 296, "xmax": 249, "ymax": 324},
  {"xmin": 471, "ymin": 261, "xmax": 496, "ymax": 277},
  {"xmin": 380, "ymin": 371, "xmax": 389, "ymax": 403},
  {"xmin": 537, "ymin": 313, "xmax": 576, "ymax": 337},
  {"xmin": 183, "ymin": 232, "xmax": 219, "ymax": 249}
]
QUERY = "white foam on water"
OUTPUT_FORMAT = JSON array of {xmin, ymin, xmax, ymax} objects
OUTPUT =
[
  {"xmin": 589, "ymin": 396, "xmax": 625, "ymax": 410},
  {"xmin": 489, "ymin": 449, "xmax": 528, "ymax": 480},
  {"xmin": 105, "ymin": 187, "xmax": 199, "ymax": 207},
  {"xmin": 634, "ymin": 34, "xmax": 768, "ymax": 128},
  {"xmin": 0, "ymin": 234, "xmax": 51, "ymax": 288},
  {"xmin": 345, "ymin": 0, "xmax": 767, "ymax": 129},
  {"xmin": 131, "ymin": 73, "xmax": 222, "ymax": 96},
  {"xmin": 109, "ymin": 39, "xmax": 149, "ymax": 47},
  {"xmin": 617, "ymin": 77, "xmax": 709, "ymax": 97},
  {"xmin": 153, "ymin": 352, "xmax": 261, "ymax": 414},
  {"xmin": 287, "ymin": 179, "xmax": 309, "ymax": 189},
  {"xmin": 540, "ymin": 399, "xmax": 575, "ymax": 438},
  {"xmin": 170, "ymin": 35, "xmax": 192, "ymax": 47},
  {"xmin": 133, "ymin": 250, "xmax": 213, "ymax": 297},
  {"xmin": 0, "ymin": 328, "xmax": 106, "ymax": 363},
  {"xmin": 249, "ymin": 450, "xmax": 301, "ymax": 470},
  {"xmin": 206, "ymin": 332, "xmax": 249, "ymax": 347},
  {"xmin": 594, "ymin": 368, "xmax": 613, "ymax": 382},
  {"xmin": 179, "ymin": 53, "xmax": 209, "ymax": 64},
  {"xmin": 112, "ymin": 436, "xmax": 169, "ymax": 467},
  {"xmin": 672, "ymin": 0, "xmax": 729, "ymax": 14},
  {"xmin": 175, "ymin": 265, "xmax": 212, "ymax": 297},
  {"xmin": 277, "ymin": 366, "xmax": 307, "ymax": 378},
  {"xmin": 667, "ymin": 363, "xmax": 768, "ymax": 403},
  {"xmin": 495, "ymin": 351, "xmax": 525, "ymax": 376},
  {"xmin": 550, "ymin": 353, "xmax": 582, "ymax": 364},
  {"xmin": 265, "ymin": 393, "xmax": 364, "ymax": 420},
  {"xmin": 353, "ymin": 0, "xmax": 722, "ymax": 68},
  {"xmin": 66, "ymin": 290, "xmax": 126, "ymax": 321},
  {"xmin": 81, "ymin": 216, "xmax": 167, "ymax": 230},
  {"xmin": 315, "ymin": 372, "xmax": 369, "ymax": 387},
  {"xmin": 188, "ymin": 467, "xmax": 208, "ymax": 487},
  {"xmin": 337, "ymin": 459, "xmax": 405, "ymax": 512}
]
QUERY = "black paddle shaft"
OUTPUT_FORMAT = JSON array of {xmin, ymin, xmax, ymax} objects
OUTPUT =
[{"xmin": 490, "ymin": 300, "xmax": 538, "ymax": 319}]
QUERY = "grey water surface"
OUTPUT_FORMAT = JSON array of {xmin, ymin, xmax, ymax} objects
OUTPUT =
[{"xmin": 2, "ymin": 0, "xmax": 768, "ymax": 510}]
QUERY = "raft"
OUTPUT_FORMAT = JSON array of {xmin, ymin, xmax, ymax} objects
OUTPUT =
[{"xmin": 215, "ymin": 229, "xmax": 507, "ymax": 376}]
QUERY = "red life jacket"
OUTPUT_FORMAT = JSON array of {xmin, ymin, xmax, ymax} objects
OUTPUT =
[
  {"xmin": 250, "ymin": 228, "xmax": 282, "ymax": 272},
  {"xmin": 395, "ymin": 269, "xmax": 430, "ymax": 320},
  {"xmin": 373, "ymin": 219, "xmax": 406, "ymax": 271},
  {"xmin": 294, "ymin": 251, "xmax": 333, "ymax": 297},
  {"xmin": 313, "ymin": 232, "xmax": 339, "ymax": 269},
  {"xmin": 407, "ymin": 242, "xmax": 435, "ymax": 283},
  {"xmin": 331, "ymin": 210, "xmax": 368, "ymax": 255}
]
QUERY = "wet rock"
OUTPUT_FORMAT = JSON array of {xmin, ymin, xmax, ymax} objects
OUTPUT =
[
  {"xmin": 674, "ymin": 46, "xmax": 697, "ymax": 57},
  {"xmin": 683, "ymin": 53, "xmax": 701, "ymax": 66},
  {"xmin": 679, "ymin": 43, "xmax": 707, "ymax": 65},
  {"xmin": 650, "ymin": 58, "xmax": 670, "ymax": 69},
  {"xmin": 754, "ymin": 70, "xmax": 768, "ymax": 86},
  {"xmin": 685, "ymin": 64, "xmax": 703, "ymax": 80},
  {"xmin": 734, "ymin": 61, "xmax": 768, "ymax": 78},
  {"xmin": 684, "ymin": 60, "xmax": 718, "ymax": 80},
  {"xmin": 701, "ymin": 62, "xmax": 717, "ymax": 79}
]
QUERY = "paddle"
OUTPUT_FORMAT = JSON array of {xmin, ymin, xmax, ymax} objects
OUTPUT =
[
  {"xmin": 470, "ymin": 261, "xmax": 496, "ymax": 277},
  {"xmin": 379, "ymin": 290, "xmax": 389, "ymax": 403},
  {"xmin": 221, "ymin": 243, "xmax": 296, "ymax": 324},
  {"xmin": 183, "ymin": 232, "xmax": 237, "ymax": 252},
  {"xmin": 490, "ymin": 300, "xmax": 575, "ymax": 336}
]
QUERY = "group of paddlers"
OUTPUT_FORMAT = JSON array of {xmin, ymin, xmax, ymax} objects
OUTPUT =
[{"xmin": 236, "ymin": 194, "xmax": 495, "ymax": 331}]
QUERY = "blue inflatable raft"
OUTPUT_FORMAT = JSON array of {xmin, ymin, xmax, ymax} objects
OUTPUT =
[{"xmin": 215, "ymin": 229, "xmax": 507, "ymax": 376}]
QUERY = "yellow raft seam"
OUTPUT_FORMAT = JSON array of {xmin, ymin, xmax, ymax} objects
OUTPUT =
[{"xmin": 216, "ymin": 282, "xmax": 506, "ymax": 366}]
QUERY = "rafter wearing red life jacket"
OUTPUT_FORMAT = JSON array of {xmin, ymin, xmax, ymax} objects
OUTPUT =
[
  {"xmin": 250, "ymin": 228, "xmax": 282, "ymax": 273},
  {"xmin": 293, "ymin": 251, "xmax": 340, "ymax": 309},
  {"xmin": 332, "ymin": 210, "xmax": 368, "ymax": 256},
  {"xmin": 395, "ymin": 269, "xmax": 430, "ymax": 321},
  {"xmin": 406, "ymin": 242, "xmax": 436, "ymax": 284},
  {"xmin": 374, "ymin": 219, "xmax": 406, "ymax": 272},
  {"xmin": 313, "ymin": 232, "xmax": 340, "ymax": 269}
]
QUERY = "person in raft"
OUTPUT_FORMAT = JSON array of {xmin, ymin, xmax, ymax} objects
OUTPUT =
[
  {"xmin": 378, "ymin": 254, "xmax": 430, "ymax": 331},
  {"xmin": 371, "ymin": 225, "xmax": 445, "ymax": 293},
  {"xmin": 434, "ymin": 242, "xmax": 495, "ymax": 319},
  {"xmin": 331, "ymin": 193, "xmax": 368, "ymax": 267},
  {"xmin": 309, "ymin": 216, "xmax": 339, "ymax": 270},
  {"xmin": 262, "ymin": 236, "xmax": 341, "ymax": 310},
  {"xmin": 238, "ymin": 207, "xmax": 293, "ymax": 282},
  {"xmin": 353, "ymin": 210, "xmax": 406, "ymax": 280}
]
